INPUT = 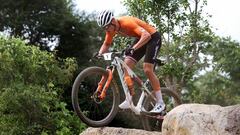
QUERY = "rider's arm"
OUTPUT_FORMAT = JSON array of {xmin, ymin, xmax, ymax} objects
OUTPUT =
[
  {"xmin": 132, "ymin": 27, "xmax": 151, "ymax": 50},
  {"xmin": 98, "ymin": 32, "xmax": 115, "ymax": 55},
  {"xmin": 99, "ymin": 42, "xmax": 111, "ymax": 54}
]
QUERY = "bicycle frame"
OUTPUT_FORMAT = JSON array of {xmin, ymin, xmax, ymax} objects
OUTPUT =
[
  {"xmin": 72, "ymin": 51, "xmax": 181, "ymax": 130},
  {"xmin": 103, "ymin": 52, "xmax": 157, "ymax": 115}
]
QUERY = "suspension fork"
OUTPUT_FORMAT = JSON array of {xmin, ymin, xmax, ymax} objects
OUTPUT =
[{"xmin": 97, "ymin": 67, "xmax": 114, "ymax": 100}]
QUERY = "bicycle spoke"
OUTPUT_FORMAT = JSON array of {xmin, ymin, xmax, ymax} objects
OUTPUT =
[
  {"xmin": 75, "ymin": 70, "xmax": 116, "ymax": 120},
  {"xmin": 72, "ymin": 67, "xmax": 120, "ymax": 126}
]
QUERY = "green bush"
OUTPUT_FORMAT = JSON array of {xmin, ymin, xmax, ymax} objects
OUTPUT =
[{"xmin": 0, "ymin": 37, "xmax": 86, "ymax": 135}]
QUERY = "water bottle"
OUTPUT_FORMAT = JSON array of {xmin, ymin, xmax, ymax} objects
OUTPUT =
[{"xmin": 124, "ymin": 75, "xmax": 135, "ymax": 95}]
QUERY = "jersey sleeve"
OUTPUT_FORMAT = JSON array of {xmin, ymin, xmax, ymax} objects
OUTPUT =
[
  {"xmin": 127, "ymin": 20, "xmax": 147, "ymax": 37},
  {"xmin": 128, "ymin": 17, "xmax": 153, "ymax": 37},
  {"xmin": 132, "ymin": 26, "xmax": 146, "ymax": 37}
]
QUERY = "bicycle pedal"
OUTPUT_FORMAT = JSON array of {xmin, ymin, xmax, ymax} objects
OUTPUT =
[{"xmin": 159, "ymin": 110, "xmax": 167, "ymax": 116}]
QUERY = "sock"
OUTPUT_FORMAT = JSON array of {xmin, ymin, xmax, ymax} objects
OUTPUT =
[{"xmin": 155, "ymin": 90, "xmax": 164, "ymax": 104}]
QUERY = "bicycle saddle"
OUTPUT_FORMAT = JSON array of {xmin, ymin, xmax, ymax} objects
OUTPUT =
[{"xmin": 154, "ymin": 58, "xmax": 166, "ymax": 66}]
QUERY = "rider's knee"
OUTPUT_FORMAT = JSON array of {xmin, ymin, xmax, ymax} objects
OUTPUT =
[
  {"xmin": 143, "ymin": 65, "xmax": 153, "ymax": 76},
  {"xmin": 124, "ymin": 57, "xmax": 136, "ymax": 69}
]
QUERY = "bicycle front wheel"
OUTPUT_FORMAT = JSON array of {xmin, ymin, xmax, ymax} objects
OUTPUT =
[
  {"xmin": 72, "ymin": 67, "xmax": 120, "ymax": 127},
  {"xmin": 141, "ymin": 87, "xmax": 182, "ymax": 131}
]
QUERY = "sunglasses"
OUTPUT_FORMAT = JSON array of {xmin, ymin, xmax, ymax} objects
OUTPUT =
[{"xmin": 103, "ymin": 22, "xmax": 114, "ymax": 30}]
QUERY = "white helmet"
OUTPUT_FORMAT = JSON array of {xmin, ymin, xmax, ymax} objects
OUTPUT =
[{"xmin": 97, "ymin": 10, "xmax": 114, "ymax": 27}]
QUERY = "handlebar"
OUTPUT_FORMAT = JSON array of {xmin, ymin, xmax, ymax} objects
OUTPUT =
[{"xmin": 90, "ymin": 48, "xmax": 166, "ymax": 68}]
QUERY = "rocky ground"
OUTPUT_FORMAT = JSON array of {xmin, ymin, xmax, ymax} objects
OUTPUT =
[
  {"xmin": 80, "ymin": 104, "xmax": 240, "ymax": 135},
  {"xmin": 80, "ymin": 127, "xmax": 161, "ymax": 135}
]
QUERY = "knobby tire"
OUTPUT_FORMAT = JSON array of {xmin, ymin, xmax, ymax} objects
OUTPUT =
[{"xmin": 72, "ymin": 67, "xmax": 120, "ymax": 127}]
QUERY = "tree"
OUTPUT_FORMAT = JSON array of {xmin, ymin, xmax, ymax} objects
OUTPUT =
[
  {"xmin": 55, "ymin": 12, "xmax": 105, "ymax": 66},
  {"xmin": 186, "ymin": 36, "xmax": 240, "ymax": 105},
  {"xmin": 185, "ymin": 70, "xmax": 239, "ymax": 106},
  {"xmin": 208, "ymin": 37, "xmax": 240, "ymax": 85},
  {"xmin": 123, "ymin": 0, "xmax": 214, "ymax": 96},
  {"xmin": 0, "ymin": 37, "xmax": 86, "ymax": 134},
  {"xmin": 0, "ymin": 0, "xmax": 103, "ymax": 66},
  {"xmin": 0, "ymin": 0, "xmax": 74, "ymax": 50}
]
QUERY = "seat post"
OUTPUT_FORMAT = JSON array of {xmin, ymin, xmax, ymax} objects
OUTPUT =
[
  {"xmin": 153, "ymin": 62, "xmax": 158, "ymax": 71},
  {"xmin": 153, "ymin": 58, "xmax": 165, "ymax": 71}
]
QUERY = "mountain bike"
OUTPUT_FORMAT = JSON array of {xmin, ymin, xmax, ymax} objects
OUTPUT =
[{"xmin": 71, "ymin": 49, "xmax": 182, "ymax": 131}]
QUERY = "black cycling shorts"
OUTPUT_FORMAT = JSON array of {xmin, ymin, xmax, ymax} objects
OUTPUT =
[{"xmin": 127, "ymin": 32, "xmax": 161, "ymax": 64}]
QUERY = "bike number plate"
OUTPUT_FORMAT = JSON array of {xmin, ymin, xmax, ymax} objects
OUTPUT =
[{"xmin": 103, "ymin": 53, "xmax": 112, "ymax": 60}]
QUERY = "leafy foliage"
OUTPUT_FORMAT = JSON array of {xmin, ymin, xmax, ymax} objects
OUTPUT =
[
  {"xmin": 0, "ymin": 0, "xmax": 74, "ymax": 49},
  {"xmin": 185, "ymin": 36, "xmax": 240, "ymax": 105},
  {"xmin": 55, "ymin": 12, "xmax": 105, "ymax": 67},
  {"xmin": 208, "ymin": 37, "xmax": 240, "ymax": 84},
  {"xmin": 0, "ymin": 37, "xmax": 86, "ymax": 134},
  {"xmin": 123, "ymin": 0, "xmax": 239, "ymax": 106},
  {"xmin": 123, "ymin": 0, "xmax": 214, "ymax": 95},
  {"xmin": 185, "ymin": 71, "xmax": 240, "ymax": 106},
  {"xmin": 0, "ymin": 0, "xmax": 101, "ymax": 67}
]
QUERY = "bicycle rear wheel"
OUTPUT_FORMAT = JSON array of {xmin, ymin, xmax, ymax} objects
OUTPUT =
[
  {"xmin": 141, "ymin": 87, "xmax": 181, "ymax": 131},
  {"xmin": 72, "ymin": 66, "xmax": 120, "ymax": 127}
]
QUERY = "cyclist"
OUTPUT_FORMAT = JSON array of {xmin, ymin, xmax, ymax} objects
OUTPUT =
[{"xmin": 96, "ymin": 10, "xmax": 165, "ymax": 113}]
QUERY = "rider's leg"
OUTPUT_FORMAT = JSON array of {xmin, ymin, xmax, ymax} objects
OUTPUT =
[
  {"xmin": 143, "ymin": 63, "xmax": 160, "ymax": 91},
  {"xmin": 118, "ymin": 57, "xmax": 136, "ymax": 109},
  {"xmin": 143, "ymin": 63, "xmax": 165, "ymax": 113},
  {"xmin": 124, "ymin": 56, "xmax": 136, "ymax": 71},
  {"xmin": 141, "ymin": 32, "xmax": 164, "ymax": 113},
  {"xmin": 124, "ymin": 57, "xmax": 137, "ymax": 95}
]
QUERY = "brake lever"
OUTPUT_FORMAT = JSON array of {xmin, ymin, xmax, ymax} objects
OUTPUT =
[
  {"xmin": 89, "ymin": 52, "xmax": 100, "ymax": 62},
  {"xmin": 122, "ymin": 45, "xmax": 131, "ymax": 56}
]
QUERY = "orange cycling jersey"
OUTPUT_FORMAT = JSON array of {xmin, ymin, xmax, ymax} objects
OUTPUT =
[{"xmin": 104, "ymin": 16, "xmax": 157, "ymax": 45}]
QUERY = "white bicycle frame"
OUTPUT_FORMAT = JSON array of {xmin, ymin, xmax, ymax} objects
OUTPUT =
[{"xmin": 103, "ymin": 52, "xmax": 156, "ymax": 115}]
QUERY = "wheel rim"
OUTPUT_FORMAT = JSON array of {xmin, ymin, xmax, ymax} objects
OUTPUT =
[{"xmin": 76, "ymin": 71, "xmax": 115, "ymax": 122}]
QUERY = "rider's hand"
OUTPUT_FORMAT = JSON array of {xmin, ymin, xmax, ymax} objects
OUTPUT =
[
  {"xmin": 125, "ymin": 47, "xmax": 135, "ymax": 56},
  {"xmin": 92, "ymin": 52, "xmax": 102, "ymax": 59}
]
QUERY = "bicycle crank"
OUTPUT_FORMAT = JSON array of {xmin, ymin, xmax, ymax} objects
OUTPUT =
[{"xmin": 141, "ymin": 110, "xmax": 166, "ymax": 120}]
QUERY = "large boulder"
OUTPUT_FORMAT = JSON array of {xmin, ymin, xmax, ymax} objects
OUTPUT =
[
  {"xmin": 80, "ymin": 127, "xmax": 161, "ymax": 135},
  {"xmin": 162, "ymin": 104, "xmax": 240, "ymax": 135}
]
